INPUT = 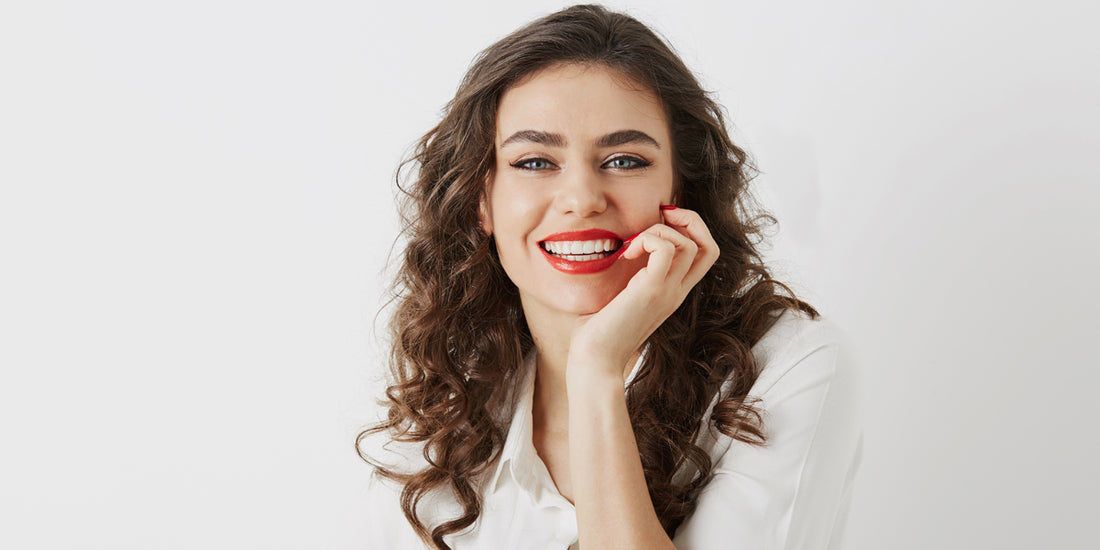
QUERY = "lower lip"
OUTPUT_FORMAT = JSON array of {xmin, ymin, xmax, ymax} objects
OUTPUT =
[{"xmin": 539, "ymin": 244, "xmax": 625, "ymax": 274}]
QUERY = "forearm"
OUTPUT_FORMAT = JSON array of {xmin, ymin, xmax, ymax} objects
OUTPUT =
[{"xmin": 567, "ymin": 364, "xmax": 676, "ymax": 550}]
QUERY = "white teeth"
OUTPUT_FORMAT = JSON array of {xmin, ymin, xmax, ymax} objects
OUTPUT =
[{"xmin": 543, "ymin": 239, "xmax": 621, "ymax": 255}]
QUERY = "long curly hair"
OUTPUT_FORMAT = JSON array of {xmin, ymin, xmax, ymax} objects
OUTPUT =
[{"xmin": 358, "ymin": 4, "xmax": 818, "ymax": 549}]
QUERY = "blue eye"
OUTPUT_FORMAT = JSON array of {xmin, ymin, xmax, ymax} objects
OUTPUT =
[
  {"xmin": 605, "ymin": 156, "xmax": 651, "ymax": 170},
  {"xmin": 511, "ymin": 158, "xmax": 553, "ymax": 170}
]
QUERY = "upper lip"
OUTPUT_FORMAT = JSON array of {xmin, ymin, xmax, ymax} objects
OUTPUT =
[{"xmin": 539, "ymin": 229, "xmax": 624, "ymax": 243}]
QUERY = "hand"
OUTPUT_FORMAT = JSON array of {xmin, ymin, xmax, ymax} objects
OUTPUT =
[{"xmin": 566, "ymin": 206, "xmax": 719, "ymax": 385}]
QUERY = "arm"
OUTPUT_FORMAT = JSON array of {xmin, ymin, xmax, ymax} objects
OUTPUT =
[
  {"xmin": 568, "ymin": 363, "xmax": 676, "ymax": 550},
  {"xmin": 567, "ymin": 206, "xmax": 718, "ymax": 549}
]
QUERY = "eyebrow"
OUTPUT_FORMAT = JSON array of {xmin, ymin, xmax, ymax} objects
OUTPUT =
[{"xmin": 500, "ymin": 129, "xmax": 661, "ymax": 149}]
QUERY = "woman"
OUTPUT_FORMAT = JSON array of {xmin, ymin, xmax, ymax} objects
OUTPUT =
[{"xmin": 359, "ymin": 4, "xmax": 862, "ymax": 549}]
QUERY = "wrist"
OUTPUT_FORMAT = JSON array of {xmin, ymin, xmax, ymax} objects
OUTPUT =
[
  {"xmin": 566, "ymin": 372, "xmax": 628, "ymax": 430},
  {"xmin": 565, "ymin": 356, "xmax": 627, "ymax": 399}
]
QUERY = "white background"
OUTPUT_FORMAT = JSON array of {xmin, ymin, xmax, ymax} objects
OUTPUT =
[{"xmin": 2, "ymin": 1, "xmax": 1097, "ymax": 548}]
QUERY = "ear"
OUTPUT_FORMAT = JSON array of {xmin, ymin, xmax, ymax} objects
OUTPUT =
[
  {"xmin": 478, "ymin": 172, "xmax": 493, "ymax": 236},
  {"xmin": 478, "ymin": 197, "xmax": 493, "ymax": 235}
]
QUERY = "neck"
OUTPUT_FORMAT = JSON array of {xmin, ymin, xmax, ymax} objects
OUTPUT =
[{"xmin": 523, "ymin": 298, "xmax": 576, "ymax": 437}]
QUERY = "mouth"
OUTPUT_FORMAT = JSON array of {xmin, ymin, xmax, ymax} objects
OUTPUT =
[
  {"xmin": 537, "ymin": 229, "xmax": 628, "ymax": 274},
  {"xmin": 538, "ymin": 237, "xmax": 624, "ymax": 261}
]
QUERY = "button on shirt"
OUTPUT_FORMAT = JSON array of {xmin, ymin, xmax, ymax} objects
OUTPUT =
[{"xmin": 364, "ymin": 310, "xmax": 863, "ymax": 549}]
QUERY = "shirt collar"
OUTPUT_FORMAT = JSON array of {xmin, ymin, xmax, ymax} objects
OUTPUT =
[{"xmin": 487, "ymin": 350, "xmax": 537, "ymax": 494}]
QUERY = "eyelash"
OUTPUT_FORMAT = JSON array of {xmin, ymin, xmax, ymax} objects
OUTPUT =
[{"xmin": 509, "ymin": 155, "xmax": 652, "ymax": 171}]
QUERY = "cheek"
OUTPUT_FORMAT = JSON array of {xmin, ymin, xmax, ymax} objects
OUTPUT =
[
  {"xmin": 632, "ymin": 164, "xmax": 675, "ymax": 201},
  {"xmin": 489, "ymin": 183, "xmax": 544, "ymax": 234},
  {"xmin": 617, "ymin": 180, "xmax": 675, "ymax": 220}
]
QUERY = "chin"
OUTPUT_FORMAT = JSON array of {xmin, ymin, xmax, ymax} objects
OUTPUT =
[
  {"xmin": 561, "ymin": 300, "xmax": 611, "ymax": 317},
  {"xmin": 513, "ymin": 263, "xmax": 640, "ymax": 318},
  {"xmin": 548, "ymin": 286, "xmax": 623, "ymax": 316}
]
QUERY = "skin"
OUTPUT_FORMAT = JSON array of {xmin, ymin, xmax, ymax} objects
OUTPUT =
[{"xmin": 480, "ymin": 62, "xmax": 720, "ymax": 550}]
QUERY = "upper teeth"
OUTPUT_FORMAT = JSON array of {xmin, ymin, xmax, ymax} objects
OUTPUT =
[{"xmin": 542, "ymin": 239, "xmax": 619, "ymax": 255}]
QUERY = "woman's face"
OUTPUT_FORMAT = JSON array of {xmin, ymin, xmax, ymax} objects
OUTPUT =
[{"xmin": 481, "ymin": 63, "xmax": 675, "ymax": 318}]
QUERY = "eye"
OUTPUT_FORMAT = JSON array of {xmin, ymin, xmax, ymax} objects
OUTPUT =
[
  {"xmin": 603, "ymin": 156, "xmax": 652, "ymax": 170},
  {"xmin": 510, "ymin": 157, "xmax": 554, "ymax": 171}
]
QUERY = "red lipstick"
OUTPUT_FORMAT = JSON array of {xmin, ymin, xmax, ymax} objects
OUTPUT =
[{"xmin": 538, "ymin": 229, "xmax": 628, "ymax": 274}]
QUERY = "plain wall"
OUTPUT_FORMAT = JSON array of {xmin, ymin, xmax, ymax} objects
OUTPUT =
[{"xmin": 2, "ymin": 0, "xmax": 1097, "ymax": 548}]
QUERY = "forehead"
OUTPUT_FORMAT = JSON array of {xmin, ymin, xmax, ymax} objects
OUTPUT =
[{"xmin": 495, "ymin": 63, "xmax": 669, "ymax": 145}]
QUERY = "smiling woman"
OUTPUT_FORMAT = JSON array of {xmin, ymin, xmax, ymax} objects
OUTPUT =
[{"xmin": 358, "ymin": 4, "xmax": 862, "ymax": 550}]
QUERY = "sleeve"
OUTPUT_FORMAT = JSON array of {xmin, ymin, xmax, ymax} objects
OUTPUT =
[
  {"xmin": 363, "ymin": 463, "xmax": 437, "ymax": 550},
  {"xmin": 671, "ymin": 320, "xmax": 864, "ymax": 550},
  {"xmin": 359, "ymin": 425, "xmax": 436, "ymax": 550},
  {"xmin": 364, "ymin": 471, "xmax": 405, "ymax": 549}
]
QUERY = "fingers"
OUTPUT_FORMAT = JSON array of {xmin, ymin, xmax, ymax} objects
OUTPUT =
[
  {"xmin": 578, "ymin": 207, "xmax": 718, "ymax": 363},
  {"xmin": 659, "ymin": 206, "xmax": 720, "ymax": 283},
  {"xmin": 621, "ymin": 222, "xmax": 704, "ymax": 288}
]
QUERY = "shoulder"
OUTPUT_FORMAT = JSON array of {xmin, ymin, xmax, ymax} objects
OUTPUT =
[
  {"xmin": 675, "ymin": 310, "xmax": 864, "ymax": 548},
  {"xmin": 697, "ymin": 308, "xmax": 862, "ymax": 462},
  {"xmin": 360, "ymin": 430, "xmax": 468, "ymax": 549},
  {"xmin": 746, "ymin": 308, "xmax": 861, "ymax": 400}
]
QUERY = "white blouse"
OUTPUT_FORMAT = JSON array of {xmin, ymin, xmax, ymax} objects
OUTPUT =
[{"xmin": 363, "ymin": 309, "xmax": 863, "ymax": 549}]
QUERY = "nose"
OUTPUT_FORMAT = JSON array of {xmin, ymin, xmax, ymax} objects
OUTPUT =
[{"xmin": 554, "ymin": 164, "xmax": 607, "ymax": 217}]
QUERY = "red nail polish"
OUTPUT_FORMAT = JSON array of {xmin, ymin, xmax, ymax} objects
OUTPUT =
[{"xmin": 660, "ymin": 204, "xmax": 678, "ymax": 210}]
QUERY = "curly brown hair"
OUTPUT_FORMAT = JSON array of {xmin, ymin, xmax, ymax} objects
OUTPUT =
[{"xmin": 358, "ymin": 4, "xmax": 818, "ymax": 549}]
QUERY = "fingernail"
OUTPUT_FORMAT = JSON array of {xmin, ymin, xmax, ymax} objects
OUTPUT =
[
  {"xmin": 619, "ymin": 232, "xmax": 642, "ymax": 257},
  {"xmin": 660, "ymin": 204, "xmax": 678, "ymax": 211}
]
